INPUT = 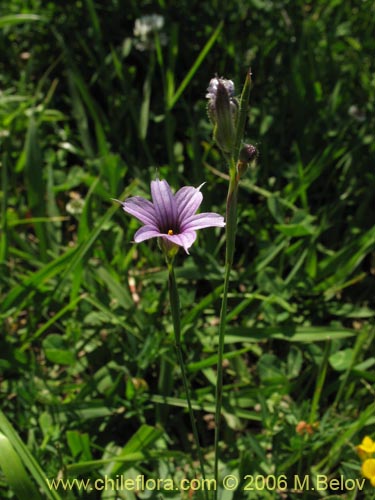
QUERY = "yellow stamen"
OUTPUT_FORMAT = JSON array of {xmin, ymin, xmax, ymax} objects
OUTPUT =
[{"xmin": 168, "ymin": 229, "xmax": 174, "ymax": 235}]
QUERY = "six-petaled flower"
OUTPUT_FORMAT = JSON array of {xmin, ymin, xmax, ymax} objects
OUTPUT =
[{"xmin": 118, "ymin": 179, "xmax": 225, "ymax": 254}]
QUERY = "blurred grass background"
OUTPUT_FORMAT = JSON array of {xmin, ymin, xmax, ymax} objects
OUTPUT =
[{"xmin": 0, "ymin": 0, "xmax": 374, "ymax": 498}]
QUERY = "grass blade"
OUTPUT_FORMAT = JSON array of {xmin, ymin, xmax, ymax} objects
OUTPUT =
[
  {"xmin": 0, "ymin": 432, "xmax": 42, "ymax": 500},
  {"xmin": 0, "ymin": 14, "xmax": 45, "ymax": 27},
  {"xmin": 24, "ymin": 114, "xmax": 48, "ymax": 261},
  {"xmin": 167, "ymin": 21, "xmax": 223, "ymax": 110},
  {"xmin": 0, "ymin": 412, "xmax": 61, "ymax": 500}
]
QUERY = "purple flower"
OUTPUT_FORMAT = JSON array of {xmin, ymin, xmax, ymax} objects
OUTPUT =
[{"xmin": 119, "ymin": 179, "xmax": 225, "ymax": 254}]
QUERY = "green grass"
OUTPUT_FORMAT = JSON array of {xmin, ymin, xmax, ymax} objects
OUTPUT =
[{"xmin": 0, "ymin": 0, "xmax": 375, "ymax": 499}]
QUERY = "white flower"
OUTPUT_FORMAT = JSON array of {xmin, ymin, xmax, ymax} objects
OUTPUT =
[
  {"xmin": 348, "ymin": 104, "xmax": 366, "ymax": 123},
  {"xmin": 133, "ymin": 14, "xmax": 166, "ymax": 51}
]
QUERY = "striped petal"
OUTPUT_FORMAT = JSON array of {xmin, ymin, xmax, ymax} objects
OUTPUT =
[
  {"xmin": 175, "ymin": 184, "xmax": 203, "ymax": 223},
  {"xmin": 151, "ymin": 179, "xmax": 177, "ymax": 230},
  {"xmin": 161, "ymin": 230, "xmax": 197, "ymax": 254},
  {"xmin": 181, "ymin": 212, "xmax": 225, "ymax": 231},
  {"xmin": 133, "ymin": 225, "xmax": 162, "ymax": 242},
  {"xmin": 122, "ymin": 197, "xmax": 158, "ymax": 226}
]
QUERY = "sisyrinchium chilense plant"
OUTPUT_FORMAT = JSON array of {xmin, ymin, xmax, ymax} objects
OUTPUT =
[
  {"xmin": 115, "ymin": 178, "xmax": 225, "ymax": 499},
  {"xmin": 116, "ymin": 71, "xmax": 256, "ymax": 500},
  {"xmin": 206, "ymin": 70, "xmax": 257, "ymax": 498}
]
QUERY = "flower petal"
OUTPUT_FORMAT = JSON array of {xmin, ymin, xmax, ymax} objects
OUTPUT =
[
  {"xmin": 151, "ymin": 179, "xmax": 177, "ymax": 229},
  {"xmin": 175, "ymin": 185, "xmax": 203, "ymax": 223},
  {"xmin": 181, "ymin": 212, "xmax": 225, "ymax": 231},
  {"xmin": 362, "ymin": 458, "xmax": 375, "ymax": 483},
  {"xmin": 122, "ymin": 196, "xmax": 158, "ymax": 226},
  {"xmin": 161, "ymin": 230, "xmax": 197, "ymax": 254},
  {"xmin": 133, "ymin": 225, "xmax": 161, "ymax": 242}
]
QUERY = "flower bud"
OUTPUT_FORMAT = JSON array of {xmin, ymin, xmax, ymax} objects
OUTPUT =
[
  {"xmin": 237, "ymin": 143, "xmax": 258, "ymax": 177},
  {"xmin": 206, "ymin": 77, "xmax": 238, "ymax": 154},
  {"xmin": 239, "ymin": 143, "xmax": 258, "ymax": 163}
]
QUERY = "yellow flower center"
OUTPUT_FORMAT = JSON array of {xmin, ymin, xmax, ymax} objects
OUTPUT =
[{"xmin": 168, "ymin": 229, "xmax": 174, "ymax": 235}]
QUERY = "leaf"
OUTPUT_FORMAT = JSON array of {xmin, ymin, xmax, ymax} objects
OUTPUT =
[
  {"xmin": 315, "ymin": 225, "xmax": 375, "ymax": 293},
  {"xmin": 24, "ymin": 114, "xmax": 48, "ymax": 260},
  {"xmin": 329, "ymin": 348, "xmax": 354, "ymax": 371},
  {"xmin": 167, "ymin": 21, "xmax": 223, "ymax": 109},
  {"xmin": 221, "ymin": 325, "xmax": 356, "ymax": 344},
  {"xmin": 275, "ymin": 216, "xmax": 316, "ymax": 237},
  {"xmin": 257, "ymin": 354, "xmax": 288, "ymax": 384},
  {"xmin": 67, "ymin": 425, "xmax": 165, "ymax": 475},
  {"xmin": 0, "ymin": 14, "xmax": 45, "ymax": 27},
  {"xmin": 1, "ymin": 247, "xmax": 79, "ymax": 314},
  {"xmin": 42, "ymin": 334, "xmax": 75, "ymax": 365},
  {"xmin": 66, "ymin": 431, "xmax": 92, "ymax": 461},
  {"xmin": 0, "ymin": 411, "xmax": 61, "ymax": 500},
  {"xmin": 0, "ymin": 432, "xmax": 41, "ymax": 500}
]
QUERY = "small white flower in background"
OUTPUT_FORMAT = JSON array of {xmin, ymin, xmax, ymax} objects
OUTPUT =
[
  {"xmin": 134, "ymin": 14, "xmax": 164, "ymax": 35},
  {"xmin": 66, "ymin": 192, "xmax": 84, "ymax": 216},
  {"xmin": 133, "ymin": 14, "xmax": 167, "ymax": 51},
  {"xmin": 348, "ymin": 105, "xmax": 366, "ymax": 123}
]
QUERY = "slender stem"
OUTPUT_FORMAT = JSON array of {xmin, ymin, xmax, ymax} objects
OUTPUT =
[
  {"xmin": 309, "ymin": 339, "xmax": 331, "ymax": 425},
  {"xmin": 212, "ymin": 69, "xmax": 252, "ymax": 499},
  {"xmin": 213, "ymin": 162, "xmax": 238, "ymax": 499},
  {"xmin": 332, "ymin": 329, "xmax": 368, "ymax": 410},
  {"xmin": 167, "ymin": 264, "xmax": 208, "ymax": 500}
]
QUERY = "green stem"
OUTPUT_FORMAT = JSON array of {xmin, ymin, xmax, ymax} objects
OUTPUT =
[
  {"xmin": 167, "ymin": 264, "xmax": 208, "ymax": 500},
  {"xmin": 213, "ymin": 161, "xmax": 238, "ymax": 499},
  {"xmin": 212, "ymin": 69, "xmax": 252, "ymax": 499},
  {"xmin": 309, "ymin": 339, "xmax": 331, "ymax": 425},
  {"xmin": 332, "ymin": 328, "xmax": 368, "ymax": 410}
]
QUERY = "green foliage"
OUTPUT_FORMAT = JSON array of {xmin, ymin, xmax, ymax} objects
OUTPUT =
[{"xmin": 0, "ymin": 0, "xmax": 374, "ymax": 499}]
